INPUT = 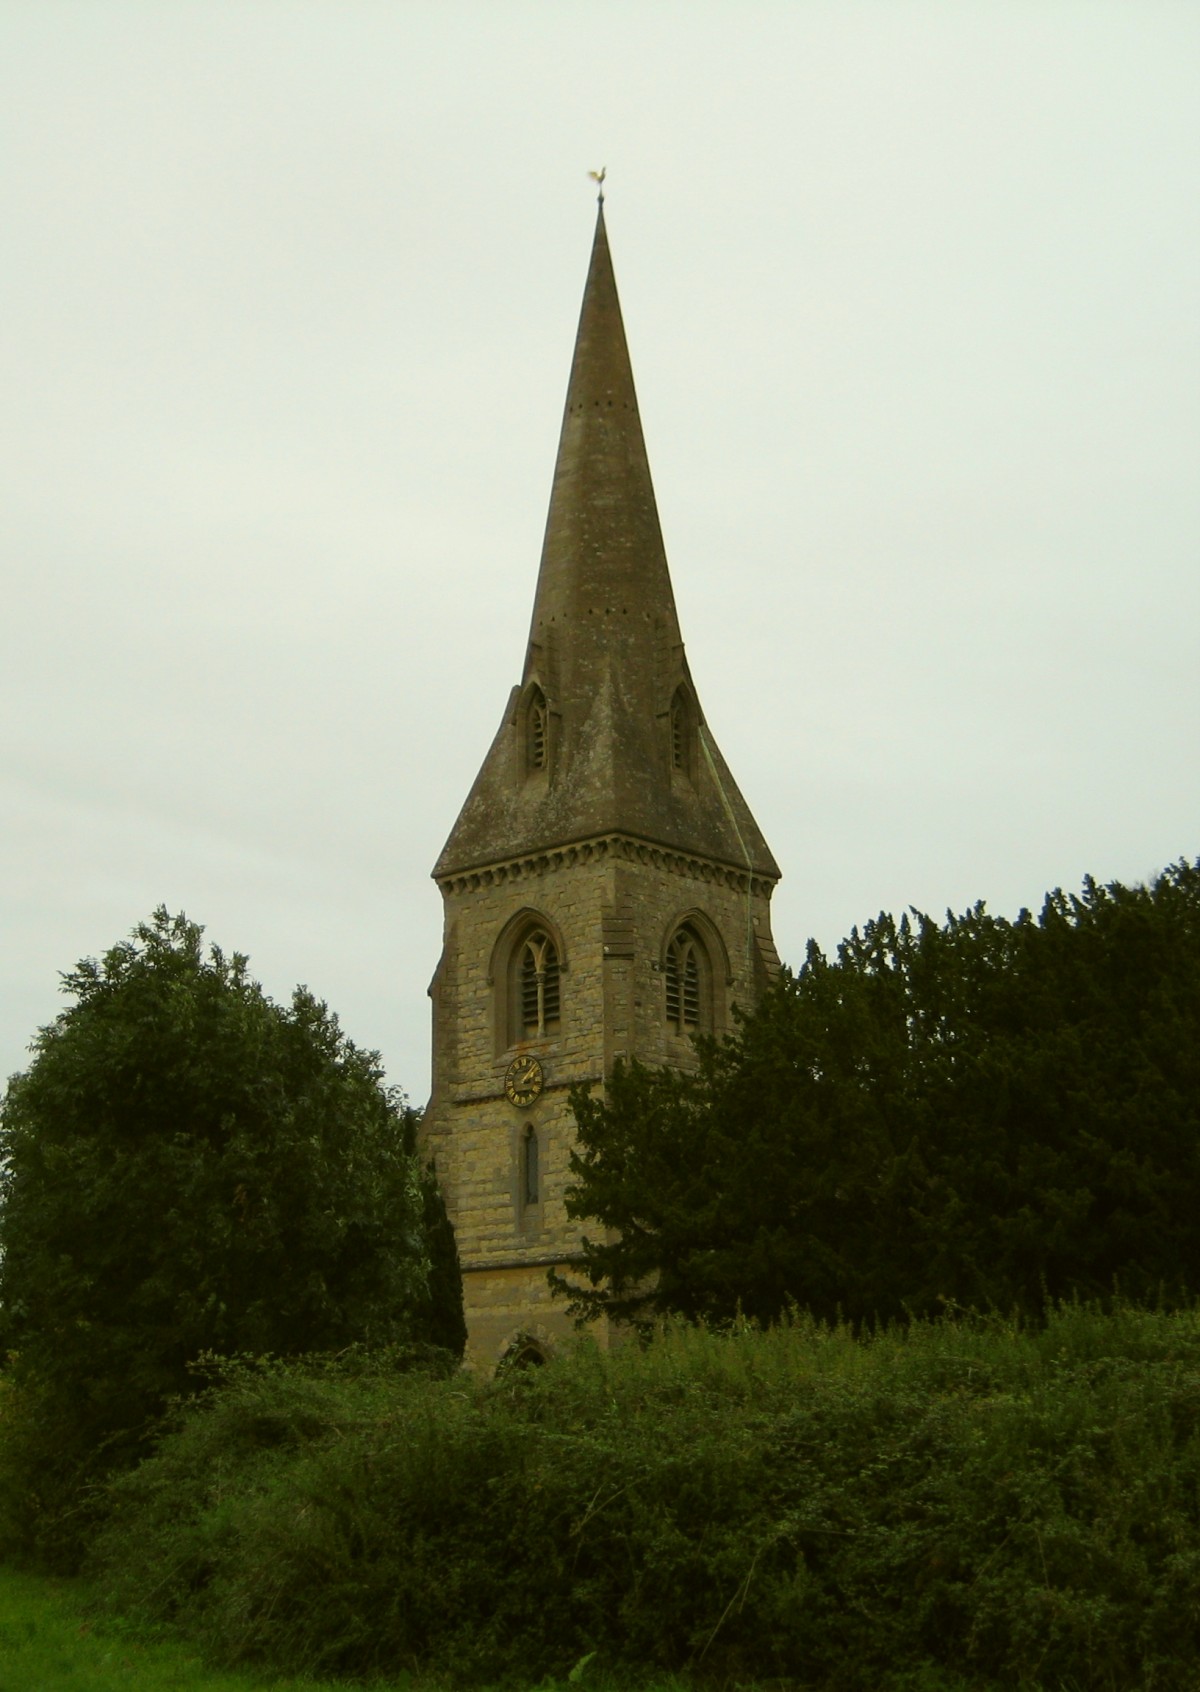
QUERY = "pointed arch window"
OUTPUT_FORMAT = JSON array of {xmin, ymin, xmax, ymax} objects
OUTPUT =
[
  {"xmin": 516, "ymin": 929, "xmax": 560, "ymax": 1039},
  {"xmin": 500, "ymin": 1336, "xmax": 548, "ymax": 1371},
  {"xmin": 665, "ymin": 925, "xmax": 706, "ymax": 1035},
  {"xmin": 493, "ymin": 913, "xmax": 566, "ymax": 1054},
  {"xmin": 526, "ymin": 687, "xmax": 548, "ymax": 772}
]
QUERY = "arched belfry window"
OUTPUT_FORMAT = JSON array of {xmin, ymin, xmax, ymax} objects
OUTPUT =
[
  {"xmin": 526, "ymin": 686, "xmax": 548, "ymax": 773},
  {"xmin": 665, "ymin": 924, "xmax": 707, "ymax": 1035},
  {"xmin": 516, "ymin": 928, "xmax": 560, "ymax": 1040},
  {"xmin": 492, "ymin": 912, "xmax": 567, "ymax": 1054}
]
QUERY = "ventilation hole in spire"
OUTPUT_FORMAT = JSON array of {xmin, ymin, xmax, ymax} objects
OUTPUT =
[
  {"xmin": 527, "ymin": 688, "xmax": 548, "ymax": 771},
  {"xmin": 671, "ymin": 690, "xmax": 690, "ymax": 772}
]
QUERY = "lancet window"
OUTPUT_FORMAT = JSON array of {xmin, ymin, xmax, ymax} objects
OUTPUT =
[
  {"xmin": 522, "ymin": 1124, "xmax": 540, "ymax": 1207},
  {"xmin": 517, "ymin": 929, "xmax": 560, "ymax": 1039}
]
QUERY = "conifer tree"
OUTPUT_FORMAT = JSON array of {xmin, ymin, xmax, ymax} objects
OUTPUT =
[{"xmin": 555, "ymin": 860, "xmax": 1200, "ymax": 1327}]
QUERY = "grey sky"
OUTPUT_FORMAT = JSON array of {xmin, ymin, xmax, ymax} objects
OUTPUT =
[{"xmin": 3, "ymin": 2, "xmax": 1197, "ymax": 1105}]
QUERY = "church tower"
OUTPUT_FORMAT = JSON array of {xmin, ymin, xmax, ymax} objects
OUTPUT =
[{"xmin": 423, "ymin": 202, "xmax": 781, "ymax": 1368}]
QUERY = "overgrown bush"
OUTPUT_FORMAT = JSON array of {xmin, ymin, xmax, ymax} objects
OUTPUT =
[{"xmin": 87, "ymin": 1304, "xmax": 1200, "ymax": 1689}]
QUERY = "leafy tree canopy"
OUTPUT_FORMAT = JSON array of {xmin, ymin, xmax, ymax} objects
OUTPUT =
[
  {"xmin": 555, "ymin": 860, "xmax": 1200, "ymax": 1328},
  {"xmin": 0, "ymin": 909, "xmax": 446, "ymax": 1464}
]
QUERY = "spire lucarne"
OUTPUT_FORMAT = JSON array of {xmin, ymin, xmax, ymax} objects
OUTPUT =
[
  {"xmin": 433, "ymin": 204, "xmax": 779, "ymax": 882},
  {"xmin": 424, "ymin": 205, "xmax": 781, "ymax": 1369}
]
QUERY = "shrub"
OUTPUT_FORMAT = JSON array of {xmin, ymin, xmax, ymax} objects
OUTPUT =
[{"xmin": 88, "ymin": 1304, "xmax": 1200, "ymax": 1688}]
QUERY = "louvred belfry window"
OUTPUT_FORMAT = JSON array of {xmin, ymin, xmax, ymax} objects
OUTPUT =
[
  {"xmin": 518, "ymin": 931, "xmax": 560, "ymax": 1037},
  {"xmin": 665, "ymin": 927, "xmax": 702, "ymax": 1033}
]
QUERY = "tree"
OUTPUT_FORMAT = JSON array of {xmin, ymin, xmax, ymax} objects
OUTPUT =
[
  {"xmin": 0, "ymin": 909, "xmax": 454, "ymax": 1557},
  {"xmin": 553, "ymin": 861, "xmax": 1200, "ymax": 1329},
  {"xmin": 402, "ymin": 1109, "xmax": 468, "ymax": 1359}
]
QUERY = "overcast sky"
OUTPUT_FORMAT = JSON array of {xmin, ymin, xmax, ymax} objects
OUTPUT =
[{"xmin": 3, "ymin": 2, "xmax": 1197, "ymax": 1105}]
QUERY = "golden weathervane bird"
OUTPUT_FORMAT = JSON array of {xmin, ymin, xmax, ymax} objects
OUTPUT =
[{"xmin": 588, "ymin": 166, "xmax": 606, "ymax": 203}]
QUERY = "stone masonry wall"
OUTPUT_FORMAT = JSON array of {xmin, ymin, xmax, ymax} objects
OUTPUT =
[{"xmin": 421, "ymin": 834, "xmax": 778, "ymax": 1369}]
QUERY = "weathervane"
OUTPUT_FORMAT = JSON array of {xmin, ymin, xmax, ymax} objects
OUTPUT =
[{"xmin": 588, "ymin": 166, "xmax": 606, "ymax": 205}]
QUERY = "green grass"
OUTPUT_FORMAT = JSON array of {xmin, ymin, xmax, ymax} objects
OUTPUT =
[
  {"xmin": 0, "ymin": 1566, "xmax": 694, "ymax": 1692},
  {"xmin": 0, "ymin": 1566, "xmax": 395, "ymax": 1691}
]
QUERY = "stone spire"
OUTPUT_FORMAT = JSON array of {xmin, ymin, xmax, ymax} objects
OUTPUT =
[
  {"xmin": 434, "ymin": 205, "xmax": 779, "ymax": 884},
  {"xmin": 523, "ymin": 202, "xmax": 683, "ymax": 702}
]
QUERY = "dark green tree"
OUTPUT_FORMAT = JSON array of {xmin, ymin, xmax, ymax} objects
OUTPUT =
[
  {"xmin": 0, "ymin": 909, "xmax": 454, "ymax": 1558},
  {"xmin": 554, "ymin": 860, "xmax": 1200, "ymax": 1328},
  {"xmin": 401, "ymin": 1109, "xmax": 468, "ymax": 1360}
]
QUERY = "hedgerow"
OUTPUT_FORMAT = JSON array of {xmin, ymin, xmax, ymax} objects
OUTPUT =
[{"xmin": 84, "ymin": 1304, "xmax": 1200, "ymax": 1689}]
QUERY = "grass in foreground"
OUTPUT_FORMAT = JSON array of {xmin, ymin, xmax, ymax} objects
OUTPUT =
[
  {"xmin": 0, "ymin": 1567, "xmax": 693, "ymax": 1692},
  {"xmin": 0, "ymin": 1566, "xmax": 392, "ymax": 1692}
]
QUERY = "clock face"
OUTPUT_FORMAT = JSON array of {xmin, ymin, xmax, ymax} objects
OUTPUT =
[{"xmin": 505, "ymin": 1054, "xmax": 544, "ymax": 1108}]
